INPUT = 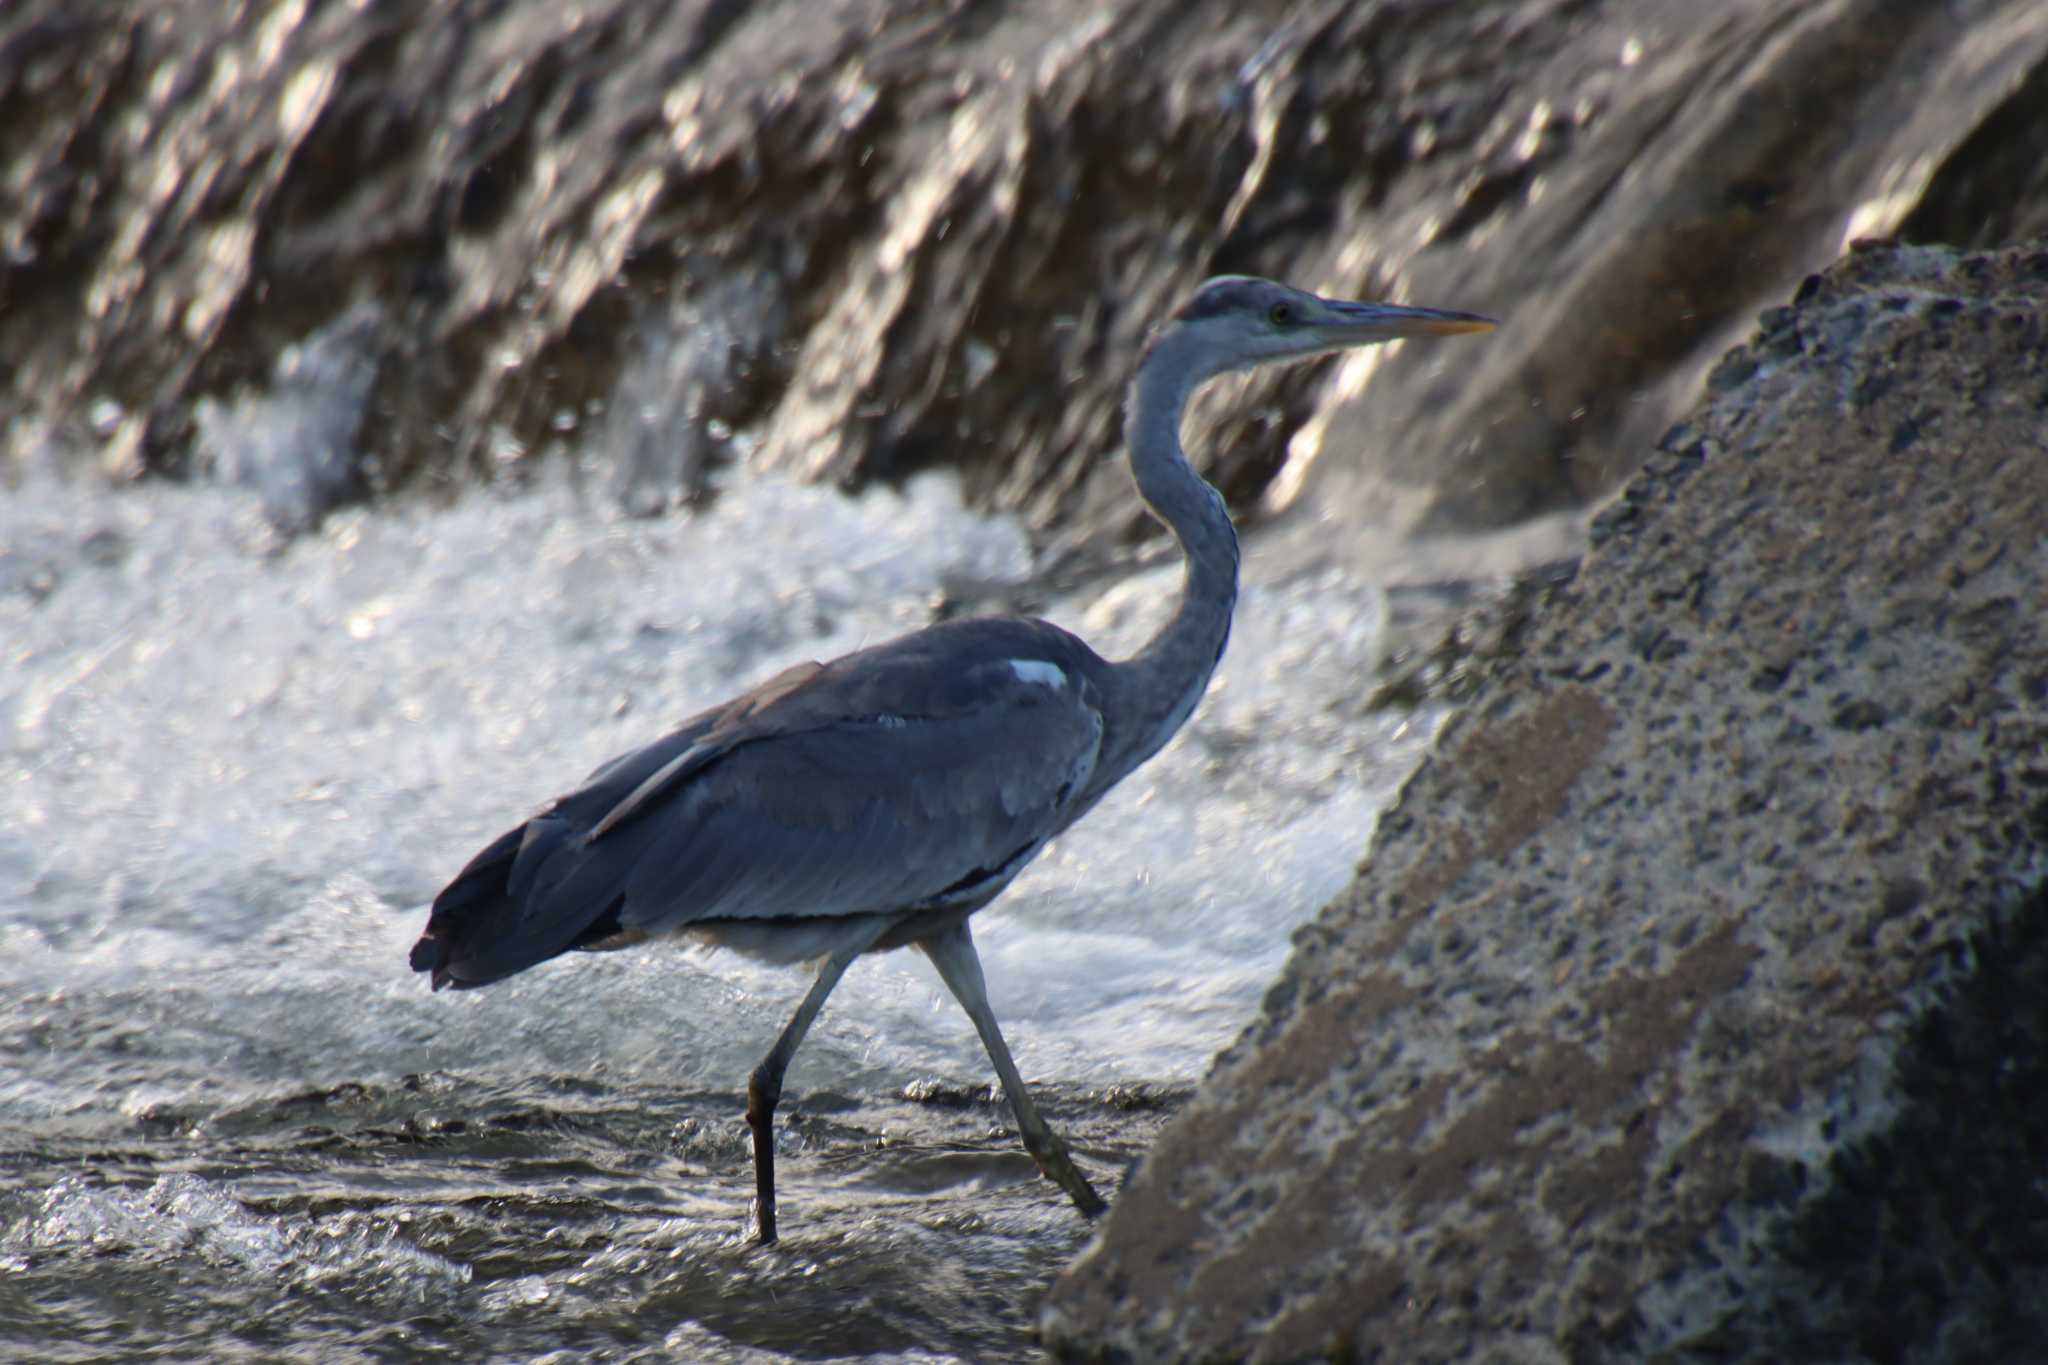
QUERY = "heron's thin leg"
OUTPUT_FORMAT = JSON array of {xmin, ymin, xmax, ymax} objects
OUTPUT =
[
  {"xmin": 919, "ymin": 922, "xmax": 1108, "ymax": 1218},
  {"xmin": 747, "ymin": 923, "xmax": 887, "ymax": 1245}
]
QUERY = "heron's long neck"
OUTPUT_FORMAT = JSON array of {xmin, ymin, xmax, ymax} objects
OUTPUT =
[{"xmin": 1102, "ymin": 335, "xmax": 1241, "ymax": 780}]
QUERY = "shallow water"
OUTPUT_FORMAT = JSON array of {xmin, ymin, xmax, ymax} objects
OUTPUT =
[
  {"xmin": 1, "ymin": 1070, "xmax": 1184, "ymax": 1362},
  {"xmin": 1, "ymin": 455, "xmax": 1441, "ymax": 1359}
]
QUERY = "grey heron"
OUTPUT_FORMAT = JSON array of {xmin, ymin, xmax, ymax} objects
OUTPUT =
[{"xmin": 409, "ymin": 275, "xmax": 1493, "ymax": 1243}]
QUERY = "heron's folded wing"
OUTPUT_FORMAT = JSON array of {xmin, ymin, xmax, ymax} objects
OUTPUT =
[{"xmin": 517, "ymin": 654, "xmax": 1104, "ymax": 937}]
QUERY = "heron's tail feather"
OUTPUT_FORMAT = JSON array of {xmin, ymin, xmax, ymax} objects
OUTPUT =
[
  {"xmin": 409, "ymin": 823, "xmax": 527, "ymax": 990},
  {"xmin": 409, "ymin": 816, "xmax": 634, "ymax": 990}
]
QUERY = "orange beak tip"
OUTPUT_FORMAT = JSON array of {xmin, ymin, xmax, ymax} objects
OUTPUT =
[{"xmin": 1424, "ymin": 318, "xmax": 1497, "ymax": 335}]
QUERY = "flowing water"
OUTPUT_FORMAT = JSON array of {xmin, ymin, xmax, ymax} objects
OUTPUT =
[{"xmin": 1, "ymin": 422, "xmax": 1446, "ymax": 1358}]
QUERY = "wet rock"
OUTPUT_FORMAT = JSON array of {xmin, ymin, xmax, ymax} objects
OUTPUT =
[
  {"xmin": 1367, "ymin": 561, "xmax": 1580, "ymax": 710},
  {"xmin": 1041, "ymin": 242, "xmax": 2048, "ymax": 1362},
  {"xmin": 3, "ymin": 1, "xmax": 2046, "ymax": 544},
  {"xmin": 605, "ymin": 265, "xmax": 789, "ymax": 515},
  {"xmin": 192, "ymin": 303, "xmax": 384, "ymax": 531}
]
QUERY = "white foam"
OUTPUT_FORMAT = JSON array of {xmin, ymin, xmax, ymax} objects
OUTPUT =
[{"xmin": 0, "ymin": 459, "xmax": 1433, "ymax": 1111}]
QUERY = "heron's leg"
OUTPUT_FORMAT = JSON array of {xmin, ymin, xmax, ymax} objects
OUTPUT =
[
  {"xmin": 746, "ymin": 924, "xmax": 886, "ymax": 1245},
  {"xmin": 919, "ymin": 921, "xmax": 1108, "ymax": 1218}
]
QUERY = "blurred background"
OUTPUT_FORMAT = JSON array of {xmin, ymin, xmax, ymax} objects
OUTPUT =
[{"xmin": 4, "ymin": 1, "xmax": 2045, "ymax": 1359}]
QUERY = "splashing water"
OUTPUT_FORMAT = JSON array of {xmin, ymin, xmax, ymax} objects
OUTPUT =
[{"xmin": 1, "ymin": 447, "xmax": 1439, "ymax": 1359}]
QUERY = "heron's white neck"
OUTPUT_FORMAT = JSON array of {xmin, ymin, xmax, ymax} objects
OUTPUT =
[{"xmin": 1100, "ymin": 330, "xmax": 1241, "ymax": 782}]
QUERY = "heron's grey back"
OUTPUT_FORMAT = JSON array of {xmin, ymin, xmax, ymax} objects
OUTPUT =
[{"xmin": 421, "ymin": 617, "xmax": 1112, "ymax": 986}]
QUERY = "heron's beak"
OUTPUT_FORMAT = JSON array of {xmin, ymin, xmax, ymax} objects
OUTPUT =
[{"xmin": 1318, "ymin": 297, "xmax": 1496, "ymax": 341}]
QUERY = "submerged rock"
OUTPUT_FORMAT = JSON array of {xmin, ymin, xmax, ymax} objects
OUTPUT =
[{"xmin": 1041, "ymin": 242, "xmax": 2048, "ymax": 1362}]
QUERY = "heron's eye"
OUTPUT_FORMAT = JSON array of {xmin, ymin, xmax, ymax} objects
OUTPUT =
[{"xmin": 1268, "ymin": 302, "xmax": 1294, "ymax": 326}]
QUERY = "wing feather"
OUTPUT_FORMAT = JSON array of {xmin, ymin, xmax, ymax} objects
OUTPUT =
[
  {"xmin": 413, "ymin": 621, "xmax": 1108, "ymax": 989},
  {"xmin": 607, "ymin": 672, "xmax": 1103, "ymax": 934}
]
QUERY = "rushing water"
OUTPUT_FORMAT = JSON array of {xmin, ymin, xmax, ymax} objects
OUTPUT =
[{"xmin": 1, "ymin": 436, "xmax": 1442, "ymax": 1359}]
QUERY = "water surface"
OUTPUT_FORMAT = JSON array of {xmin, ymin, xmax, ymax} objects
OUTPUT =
[{"xmin": 2, "ymin": 457, "xmax": 1439, "ymax": 1360}]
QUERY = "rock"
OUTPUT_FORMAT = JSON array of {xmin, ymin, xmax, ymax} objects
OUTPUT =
[
  {"xmin": 1040, "ymin": 242, "xmax": 2048, "ymax": 1362},
  {"xmin": 192, "ymin": 303, "xmax": 384, "ymax": 532},
  {"xmin": 4, "ymin": 2, "xmax": 2046, "ymax": 542}
]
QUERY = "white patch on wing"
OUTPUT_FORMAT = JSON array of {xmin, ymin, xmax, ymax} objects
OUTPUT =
[{"xmin": 1007, "ymin": 659, "xmax": 1067, "ymax": 689}]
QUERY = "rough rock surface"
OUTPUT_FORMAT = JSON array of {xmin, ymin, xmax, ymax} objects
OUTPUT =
[
  {"xmin": 4, "ymin": 2, "xmax": 2046, "ymax": 542},
  {"xmin": 1041, "ymin": 243, "xmax": 2048, "ymax": 1362}
]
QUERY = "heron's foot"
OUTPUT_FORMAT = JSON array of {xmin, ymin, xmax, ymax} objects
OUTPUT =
[
  {"xmin": 747, "ymin": 1194, "xmax": 779, "ymax": 1246},
  {"xmin": 1054, "ymin": 1165, "xmax": 1108, "ymax": 1219},
  {"xmin": 1028, "ymin": 1132, "xmax": 1108, "ymax": 1218}
]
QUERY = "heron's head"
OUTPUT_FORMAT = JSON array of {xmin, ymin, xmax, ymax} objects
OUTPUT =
[{"xmin": 1163, "ymin": 275, "xmax": 1494, "ymax": 379}]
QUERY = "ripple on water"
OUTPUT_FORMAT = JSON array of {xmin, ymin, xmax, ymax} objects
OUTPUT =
[{"xmin": 0, "ymin": 459, "xmax": 1433, "ymax": 1360}]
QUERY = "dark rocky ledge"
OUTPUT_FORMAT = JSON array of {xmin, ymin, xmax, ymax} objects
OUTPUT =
[{"xmin": 5, "ymin": 2, "xmax": 2046, "ymax": 546}]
